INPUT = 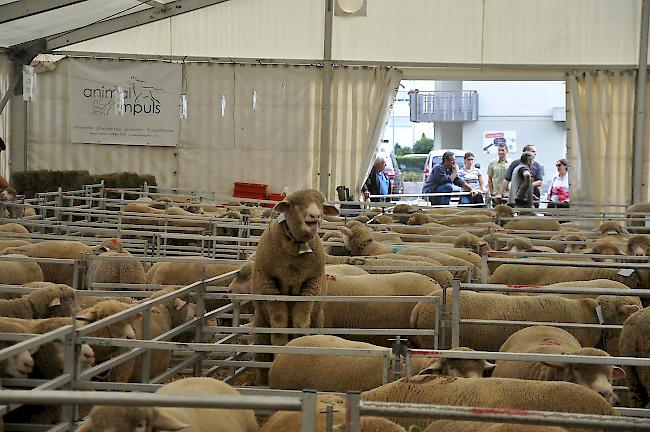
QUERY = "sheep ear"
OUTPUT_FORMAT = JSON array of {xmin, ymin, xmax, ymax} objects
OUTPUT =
[
  {"xmin": 620, "ymin": 304, "xmax": 640, "ymax": 316},
  {"xmin": 76, "ymin": 309, "xmax": 97, "ymax": 322},
  {"xmin": 418, "ymin": 359, "xmax": 444, "ymax": 375},
  {"xmin": 174, "ymin": 298, "xmax": 187, "ymax": 310},
  {"xmin": 75, "ymin": 418, "xmax": 93, "ymax": 432},
  {"xmin": 273, "ymin": 200, "xmax": 290, "ymax": 214},
  {"xmin": 540, "ymin": 361, "xmax": 567, "ymax": 370},
  {"xmin": 323, "ymin": 204, "xmax": 339, "ymax": 216},
  {"xmin": 483, "ymin": 361, "xmax": 496, "ymax": 373},
  {"xmin": 152, "ymin": 411, "xmax": 189, "ymax": 431},
  {"xmin": 612, "ymin": 366, "xmax": 626, "ymax": 380},
  {"xmin": 338, "ymin": 226, "xmax": 354, "ymax": 238},
  {"xmin": 49, "ymin": 297, "xmax": 62, "ymax": 307}
]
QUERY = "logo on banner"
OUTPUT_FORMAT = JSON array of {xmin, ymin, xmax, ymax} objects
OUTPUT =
[{"xmin": 84, "ymin": 76, "xmax": 162, "ymax": 116}]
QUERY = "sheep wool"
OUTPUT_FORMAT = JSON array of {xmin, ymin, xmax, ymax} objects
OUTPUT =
[
  {"xmin": 361, "ymin": 376, "xmax": 618, "ymax": 431},
  {"xmin": 423, "ymin": 421, "xmax": 569, "ymax": 432},
  {"xmin": 619, "ymin": 306, "xmax": 650, "ymax": 408},
  {"xmin": 0, "ymin": 283, "xmax": 77, "ymax": 319},
  {"xmin": 0, "ymin": 254, "xmax": 44, "ymax": 287}
]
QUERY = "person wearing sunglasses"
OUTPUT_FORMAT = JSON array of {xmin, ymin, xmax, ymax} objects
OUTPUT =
[
  {"xmin": 458, "ymin": 152, "xmax": 485, "ymax": 207},
  {"xmin": 547, "ymin": 158, "xmax": 570, "ymax": 208}
]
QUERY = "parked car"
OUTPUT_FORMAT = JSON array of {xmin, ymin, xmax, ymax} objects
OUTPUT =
[
  {"xmin": 381, "ymin": 152, "xmax": 404, "ymax": 195},
  {"xmin": 422, "ymin": 149, "xmax": 465, "ymax": 182}
]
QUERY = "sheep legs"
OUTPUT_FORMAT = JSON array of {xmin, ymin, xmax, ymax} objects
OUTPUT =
[{"xmin": 266, "ymin": 301, "xmax": 290, "ymax": 346}]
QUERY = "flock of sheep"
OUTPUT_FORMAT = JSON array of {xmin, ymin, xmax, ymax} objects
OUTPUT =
[{"xmin": 0, "ymin": 188, "xmax": 649, "ymax": 432}]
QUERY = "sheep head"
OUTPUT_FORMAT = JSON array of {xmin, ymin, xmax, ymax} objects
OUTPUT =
[
  {"xmin": 598, "ymin": 221, "xmax": 627, "ymax": 236},
  {"xmin": 561, "ymin": 235, "xmax": 588, "ymax": 253},
  {"xmin": 0, "ymin": 187, "xmax": 17, "ymax": 202},
  {"xmin": 627, "ymin": 235, "xmax": 650, "ymax": 256},
  {"xmin": 494, "ymin": 204, "xmax": 516, "ymax": 220},
  {"xmin": 368, "ymin": 214, "xmax": 394, "ymax": 225},
  {"xmin": 453, "ymin": 233, "xmax": 490, "ymax": 255},
  {"xmin": 77, "ymin": 406, "xmax": 188, "ymax": 432},
  {"xmin": 93, "ymin": 238, "xmax": 125, "ymax": 254},
  {"xmin": 0, "ymin": 321, "xmax": 35, "ymax": 379},
  {"xmin": 590, "ymin": 242, "xmax": 625, "ymax": 262},
  {"xmin": 540, "ymin": 347, "xmax": 624, "ymax": 405},
  {"xmin": 273, "ymin": 189, "xmax": 339, "ymax": 243},
  {"xmin": 505, "ymin": 238, "xmax": 533, "ymax": 253},
  {"xmin": 417, "ymin": 347, "xmax": 495, "ymax": 378},
  {"xmin": 76, "ymin": 300, "xmax": 139, "ymax": 340},
  {"xmin": 408, "ymin": 212, "xmax": 432, "ymax": 225},
  {"xmin": 338, "ymin": 221, "xmax": 374, "ymax": 254},
  {"xmin": 24, "ymin": 282, "xmax": 79, "ymax": 318}
]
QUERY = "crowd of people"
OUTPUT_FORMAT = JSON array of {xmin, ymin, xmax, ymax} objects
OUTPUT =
[{"xmin": 420, "ymin": 142, "xmax": 570, "ymax": 208}]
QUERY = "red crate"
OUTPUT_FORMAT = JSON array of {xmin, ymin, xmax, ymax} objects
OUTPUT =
[
  {"xmin": 233, "ymin": 191, "xmax": 267, "ymax": 200},
  {"xmin": 266, "ymin": 193, "xmax": 284, "ymax": 202},
  {"xmin": 234, "ymin": 181, "xmax": 268, "ymax": 196}
]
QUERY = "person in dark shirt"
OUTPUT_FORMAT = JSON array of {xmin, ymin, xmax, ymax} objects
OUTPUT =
[
  {"xmin": 495, "ymin": 144, "xmax": 543, "ymax": 206},
  {"xmin": 422, "ymin": 151, "xmax": 478, "ymax": 205},
  {"xmin": 362, "ymin": 156, "xmax": 391, "ymax": 202},
  {"xmin": 0, "ymin": 138, "xmax": 9, "ymax": 190}
]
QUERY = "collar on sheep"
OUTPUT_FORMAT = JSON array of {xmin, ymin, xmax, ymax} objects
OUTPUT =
[
  {"xmin": 355, "ymin": 238, "xmax": 374, "ymax": 255},
  {"xmin": 278, "ymin": 213, "xmax": 313, "ymax": 254}
]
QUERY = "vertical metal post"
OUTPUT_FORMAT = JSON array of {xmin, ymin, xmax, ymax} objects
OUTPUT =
[
  {"xmin": 140, "ymin": 304, "xmax": 152, "ymax": 383},
  {"xmin": 63, "ymin": 321, "xmax": 79, "ymax": 429},
  {"xmin": 480, "ymin": 253, "xmax": 489, "ymax": 283},
  {"xmin": 325, "ymin": 405, "xmax": 334, "ymax": 432},
  {"xmin": 633, "ymin": 0, "xmax": 650, "ymax": 204},
  {"xmin": 434, "ymin": 299, "xmax": 441, "ymax": 350},
  {"xmin": 229, "ymin": 299, "xmax": 241, "ymax": 378},
  {"xmin": 451, "ymin": 279, "xmax": 461, "ymax": 348},
  {"xmin": 440, "ymin": 287, "xmax": 448, "ymax": 349},
  {"xmin": 193, "ymin": 282, "xmax": 206, "ymax": 376},
  {"xmin": 23, "ymin": 101, "xmax": 28, "ymax": 171},
  {"xmin": 344, "ymin": 392, "xmax": 361, "ymax": 432},
  {"xmin": 319, "ymin": 0, "xmax": 334, "ymax": 197},
  {"xmin": 382, "ymin": 353, "xmax": 390, "ymax": 384},
  {"xmin": 300, "ymin": 390, "xmax": 318, "ymax": 432},
  {"xmin": 404, "ymin": 349, "xmax": 412, "ymax": 377}
]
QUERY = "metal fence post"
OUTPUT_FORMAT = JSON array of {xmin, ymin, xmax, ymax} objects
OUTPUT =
[
  {"xmin": 344, "ymin": 392, "xmax": 361, "ymax": 432},
  {"xmin": 140, "ymin": 304, "xmax": 152, "ymax": 383},
  {"xmin": 193, "ymin": 281, "xmax": 206, "ymax": 376},
  {"xmin": 451, "ymin": 279, "xmax": 461, "ymax": 348},
  {"xmin": 480, "ymin": 253, "xmax": 489, "ymax": 283},
  {"xmin": 300, "ymin": 389, "xmax": 317, "ymax": 432}
]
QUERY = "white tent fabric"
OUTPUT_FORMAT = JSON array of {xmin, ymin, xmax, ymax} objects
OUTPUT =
[
  {"xmin": 328, "ymin": 66, "xmax": 401, "ymax": 199},
  {"xmin": 567, "ymin": 70, "xmax": 636, "ymax": 211},
  {"xmin": 26, "ymin": 57, "xmax": 399, "ymax": 199},
  {"xmin": 0, "ymin": 55, "xmax": 11, "ymax": 180}
]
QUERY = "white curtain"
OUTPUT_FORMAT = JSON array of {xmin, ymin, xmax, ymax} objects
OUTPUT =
[
  {"xmin": 327, "ymin": 66, "xmax": 401, "ymax": 200},
  {"xmin": 25, "ymin": 58, "xmax": 401, "ymax": 199},
  {"xmin": 0, "ymin": 55, "xmax": 11, "ymax": 181},
  {"xmin": 643, "ymin": 77, "xmax": 650, "ymax": 203},
  {"xmin": 567, "ymin": 70, "xmax": 636, "ymax": 211}
]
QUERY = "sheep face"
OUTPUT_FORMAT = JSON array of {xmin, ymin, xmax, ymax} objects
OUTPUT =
[
  {"xmin": 598, "ymin": 222, "xmax": 626, "ymax": 236},
  {"xmin": 93, "ymin": 238, "xmax": 124, "ymax": 254},
  {"xmin": 505, "ymin": 238, "xmax": 533, "ymax": 253},
  {"xmin": 407, "ymin": 212, "xmax": 431, "ymax": 225},
  {"xmin": 0, "ymin": 349, "xmax": 34, "ymax": 379},
  {"xmin": 338, "ymin": 221, "xmax": 372, "ymax": 254},
  {"xmin": 419, "ymin": 358, "xmax": 494, "ymax": 379},
  {"xmin": 541, "ymin": 348, "xmax": 625, "ymax": 405},
  {"xmin": 0, "ymin": 188, "xmax": 16, "ymax": 202},
  {"xmin": 454, "ymin": 234, "xmax": 490, "ymax": 255},
  {"xmin": 274, "ymin": 189, "xmax": 339, "ymax": 243},
  {"xmin": 627, "ymin": 235, "xmax": 650, "ymax": 256},
  {"xmin": 78, "ymin": 406, "xmax": 188, "ymax": 432},
  {"xmin": 590, "ymin": 243, "xmax": 624, "ymax": 262},
  {"xmin": 495, "ymin": 204, "xmax": 516, "ymax": 220}
]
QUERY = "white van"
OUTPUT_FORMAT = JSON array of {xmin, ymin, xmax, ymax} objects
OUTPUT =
[{"xmin": 422, "ymin": 149, "xmax": 466, "ymax": 182}]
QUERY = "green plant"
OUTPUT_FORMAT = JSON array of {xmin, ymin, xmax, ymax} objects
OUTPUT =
[
  {"xmin": 396, "ymin": 154, "xmax": 427, "ymax": 171},
  {"xmin": 395, "ymin": 143, "xmax": 412, "ymax": 156},
  {"xmin": 413, "ymin": 133, "xmax": 434, "ymax": 154},
  {"xmin": 402, "ymin": 172, "xmax": 422, "ymax": 182}
]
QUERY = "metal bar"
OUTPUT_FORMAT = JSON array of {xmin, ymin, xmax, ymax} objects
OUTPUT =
[
  {"xmin": 633, "ymin": 0, "xmax": 650, "ymax": 204},
  {"xmin": 487, "ymin": 257, "xmax": 650, "ymax": 269},
  {"xmin": 0, "ymin": 325, "xmax": 73, "ymax": 361},
  {"xmin": 203, "ymin": 327, "xmax": 435, "ymax": 336},
  {"xmin": 319, "ymin": 0, "xmax": 334, "ymax": 196},
  {"xmin": 300, "ymin": 390, "xmax": 317, "ymax": 432},
  {"xmin": 0, "ymin": 390, "xmax": 303, "ymax": 411},
  {"xmin": 345, "ymin": 392, "xmax": 361, "ymax": 432},
  {"xmin": 0, "ymin": 0, "xmax": 87, "ymax": 24},
  {"xmin": 359, "ymin": 401, "xmax": 650, "ymax": 430},
  {"xmin": 460, "ymin": 319, "xmax": 620, "ymax": 330},
  {"xmin": 462, "ymin": 283, "xmax": 650, "ymax": 297},
  {"xmin": 451, "ymin": 280, "xmax": 460, "ymax": 349}
]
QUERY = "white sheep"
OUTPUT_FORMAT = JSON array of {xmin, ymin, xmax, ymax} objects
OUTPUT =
[
  {"xmin": 0, "ymin": 283, "xmax": 77, "ymax": 319},
  {"xmin": 619, "ymin": 306, "xmax": 650, "ymax": 408},
  {"xmin": 491, "ymin": 325, "xmax": 624, "ymax": 404},
  {"xmin": 0, "ymin": 320, "xmax": 35, "ymax": 379},
  {"xmin": 89, "ymin": 238, "xmax": 146, "ymax": 285},
  {"xmin": 76, "ymin": 377, "xmax": 257, "ymax": 432}
]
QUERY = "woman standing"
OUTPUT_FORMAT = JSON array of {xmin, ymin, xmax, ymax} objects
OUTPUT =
[
  {"xmin": 458, "ymin": 152, "xmax": 485, "ymax": 206},
  {"xmin": 547, "ymin": 158, "xmax": 570, "ymax": 208}
]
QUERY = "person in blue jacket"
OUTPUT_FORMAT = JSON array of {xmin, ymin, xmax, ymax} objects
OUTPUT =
[
  {"xmin": 422, "ymin": 151, "xmax": 478, "ymax": 205},
  {"xmin": 362, "ymin": 157, "xmax": 391, "ymax": 202}
]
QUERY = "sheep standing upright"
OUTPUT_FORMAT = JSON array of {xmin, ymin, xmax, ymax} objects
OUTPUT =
[{"xmin": 252, "ymin": 189, "xmax": 338, "ymax": 384}]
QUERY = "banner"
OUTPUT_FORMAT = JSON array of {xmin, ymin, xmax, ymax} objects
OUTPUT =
[
  {"xmin": 68, "ymin": 59, "xmax": 181, "ymax": 146},
  {"xmin": 482, "ymin": 130, "xmax": 517, "ymax": 154}
]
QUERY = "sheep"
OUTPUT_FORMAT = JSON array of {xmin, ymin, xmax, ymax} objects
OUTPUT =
[
  {"xmin": 543, "ymin": 279, "xmax": 633, "ymax": 300},
  {"xmin": 619, "ymin": 306, "xmax": 650, "ymax": 408},
  {"xmin": 0, "ymin": 240, "xmax": 94, "ymax": 286},
  {"xmin": 491, "ymin": 326, "xmax": 624, "ymax": 404},
  {"xmin": 252, "ymin": 189, "xmax": 339, "ymax": 384},
  {"xmin": 368, "ymin": 214, "xmax": 395, "ymax": 225},
  {"xmin": 89, "ymin": 238, "xmax": 146, "ymax": 286},
  {"xmin": 145, "ymin": 258, "xmax": 239, "ymax": 285},
  {"xmin": 628, "ymin": 235, "xmax": 650, "ymax": 256},
  {"xmin": 338, "ymin": 221, "xmax": 476, "ymax": 281},
  {"xmin": 361, "ymin": 375, "xmax": 619, "ymax": 431},
  {"xmin": 0, "ymin": 254, "xmax": 44, "ymax": 290},
  {"xmin": 505, "ymin": 237, "xmax": 558, "ymax": 254},
  {"xmin": 626, "ymin": 202, "xmax": 650, "ymax": 233},
  {"xmin": 0, "ymin": 222, "xmax": 29, "ymax": 234},
  {"xmin": 453, "ymin": 233, "xmax": 491, "ymax": 255},
  {"xmin": 0, "ymin": 320, "xmax": 35, "ymax": 379},
  {"xmin": 423, "ymin": 421, "xmax": 569, "ymax": 432},
  {"xmin": 0, "ymin": 239, "xmax": 30, "ymax": 251},
  {"xmin": 0, "ymin": 283, "xmax": 77, "ymax": 319},
  {"xmin": 437, "ymin": 214, "xmax": 493, "ymax": 226},
  {"xmin": 75, "ymin": 300, "xmax": 139, "ymax": 382},
  {"xmin": 261, "ymin": 395, "xmax": 407, "ymax": 432},
  {"xmin": 495, "ymin": 204, "xmax": 516, "ymax": 220},
  {"xmin": 76, "ymin": 377, "xmax": 257, "ymax": 432},
  {"xmin": 549, "ymin": 234, "xmax": 588, "ymax": 253},
  {"xmin": 121, "ymin": 202, "xmax": 166, "ymax": 225},
  {"xmin": 269, "ymin": 335, "xmax": 492, "ymax": 392},
  {"xmin": 503, "ymin": 217, "xmax": 563, "ymax": 232},
  {"xmin": 488, "ymin": 263, "xmax": 641, "ymax": 289},
  {"xmin": 0, "ymin": 317, "xmax": 95, "ymax": 425},
  {"xmin": 409, "ymin": 289, "xmax": 641, "ymax": 354}
]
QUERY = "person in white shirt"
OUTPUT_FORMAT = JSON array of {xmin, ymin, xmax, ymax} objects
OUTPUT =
[
  {"xmin": 547, "ymin": 158, "xmax": 570, "ymax": 208},
  {"xmin": 457, "ymin": 152, "xmax": 485, "ymax": 207}
]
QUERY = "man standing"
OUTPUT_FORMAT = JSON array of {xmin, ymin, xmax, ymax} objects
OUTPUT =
[
  {"xmin": 508, "ymin": 152, "xmax": 535, "ymax": 208},
  {"xmin": 487, "ymin": 142, "xmax": 511, "ymax": 203},
  {"xmin": 362, "ymin": 156, "xmax": 391, "ymax": 202},
  {"xmin": 422, "ymin": 151, "xmax": 478, "ymax": 205},
  {"xmin": 495, "ymin": 144, "xmax": 544, "ymax": 206}
]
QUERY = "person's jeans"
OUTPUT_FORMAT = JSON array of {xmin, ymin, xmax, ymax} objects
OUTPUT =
[
  {"xmin": 459, "ymin": 193, "xmax": 485, "ymax": 207},
  {"xmin": 430, "ymin": 183, "xmax": 453, "ymax": 205}
]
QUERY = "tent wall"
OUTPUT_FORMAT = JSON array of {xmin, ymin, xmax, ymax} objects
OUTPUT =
[
  {"xmin": 25, "ymin": 58, "xmax": 398, "ymax": 198},
  {"xmin": 0, "ymin": 55, "xmax": 11, "ymax": 181},
  {"xmin": 61, "ymin": 0, "xmax": 642, "ymax": 66}
]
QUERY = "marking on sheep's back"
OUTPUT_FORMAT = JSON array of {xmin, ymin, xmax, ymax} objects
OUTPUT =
[
  {"xmin": 541, "ymin": 338, "xmax": 562, "ymax": 346},
  {"xmin": 325, "ymin": 274, "xmax": 337, "ymax": 281},
  {"xmin": 471, "ymin": 407, "xmax": 530, "ymax": 416}
]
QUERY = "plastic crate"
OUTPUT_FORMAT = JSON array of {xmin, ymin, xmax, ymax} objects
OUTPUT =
[
  {"xmin": 266, "ymin": 193, "xmax": 284, "ymax": 202},
  {"xmin": 234, "ymin": 181, "xmax": 268, "ymax": 196},
  {"xmin": 233, "ymin": 191, "xmax": 267, "ymax": 200}
]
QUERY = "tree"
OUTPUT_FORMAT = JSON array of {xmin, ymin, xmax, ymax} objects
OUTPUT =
[
  {"xmin": 394, "ymin": 143, "xmax": 412, "ymax": 156},
  {"xmin": 413, "ymin": 133, "xmax": 434, "ymax": 154}
]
